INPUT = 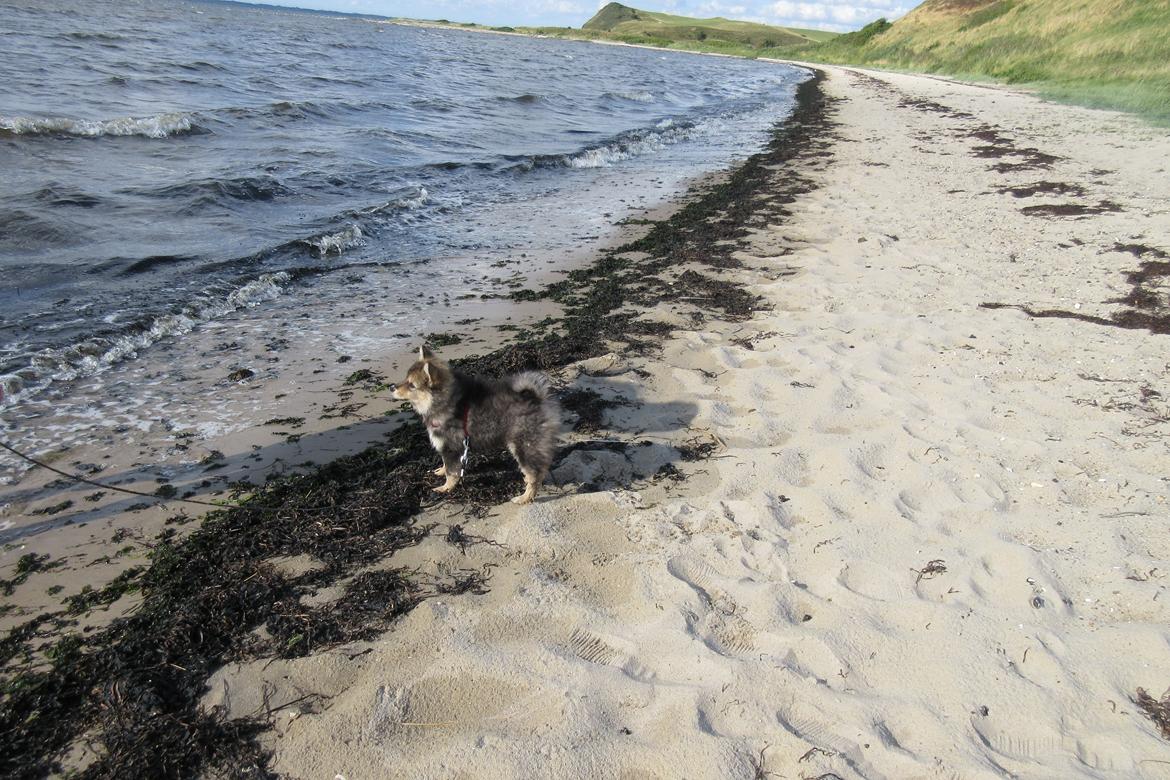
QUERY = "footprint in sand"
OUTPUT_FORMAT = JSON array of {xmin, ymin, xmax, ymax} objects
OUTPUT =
[
  {"xmin": 851, "ymin": 441, "xmax": 888, "ymax": 481},
  {"xmin": 366, "ymin": 684, "xmax": 409, "ymax": 743},
  {"xmin": 970, "ymin": 709, "xmax": 1069, "ymax": 763},
  {"xmin": 367, "ymin": 675, "xmax": 550, "ymax": 739},
  {"xmin": 566, "ymin": 627, "xmax": 656, "ymax": 683},
  {"xmin": 1010, "ymin": 637, "xmax": 1069, "ymax": 689},
  {"xmin": 1072, "ymin": 733, "xmax": 1135, "ymax": 773},
  {"xmin": 894, "ymin": 487, "xmax": 925, "ymax": 521},
  {"xmin": 667, "ymin": 555, "xmax": 757, "ymax": 657},
  {"xmin": 780, "ymin": 635, "xmax": 853, "ymax": 686},
  {"xmin": 775, "ymin": 699, "xmax": 884, "ymax": 777},
  {"xmin": 838, "ymin": 560, "xmax": 910, "ymax": 602},
  {"xmin": 772, "ymin": 448, "xmax": 812, "ymax": 487}
]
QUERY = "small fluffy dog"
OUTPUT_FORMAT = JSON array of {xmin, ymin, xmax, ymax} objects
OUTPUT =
[{"xmin": 391, "ymin": 346, "xmax": 559, "ymax": 504}]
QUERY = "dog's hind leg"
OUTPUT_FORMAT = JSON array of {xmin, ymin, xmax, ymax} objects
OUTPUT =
[
  {"xmin": 433, "ymin": 447, "xmax": 462, "ymax": 494},
  {"xmin": 508, "ymin": 443, "xmax": 548, "ymax": 505},
  {"xmin": 512, "ymin": 467, "xmax": 540, "ymax": 505}
]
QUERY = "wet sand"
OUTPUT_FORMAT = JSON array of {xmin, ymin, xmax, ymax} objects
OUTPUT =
[{"xmin": 4, "ymin": 64, "xmax": 1170, "ymax": 778}]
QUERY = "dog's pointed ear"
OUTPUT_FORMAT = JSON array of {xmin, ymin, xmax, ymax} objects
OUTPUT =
[
  {"xmin": 421, "ymin": 361, "xmax": 433, "ymax": 385},
  {"xmin": 419, "ymin": 345, "xmax": 434, "ymax": 361}
]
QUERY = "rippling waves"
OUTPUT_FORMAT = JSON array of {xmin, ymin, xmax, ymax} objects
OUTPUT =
[{"xmin": 0, "ymin": 0, "xmax": 806, "ymax": 407}]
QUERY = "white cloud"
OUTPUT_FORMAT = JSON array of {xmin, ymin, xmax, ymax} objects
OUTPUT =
[{"xmin": 759, "ymin": 0, "xmax": 912, "ymax": 29}]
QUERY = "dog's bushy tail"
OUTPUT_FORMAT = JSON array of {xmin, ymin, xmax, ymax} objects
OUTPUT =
[
  {"xmin": 510, "ymin": 371, "xmax": 551, "ymax": 400},
  {"xmin": 512, "ymin": 372, "xmax": 560, "ymax": 458}
]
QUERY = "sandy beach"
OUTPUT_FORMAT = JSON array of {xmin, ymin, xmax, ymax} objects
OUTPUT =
[{"xmin": 4, "ymin": 63, "xmax": 1170, "ymax": 777}]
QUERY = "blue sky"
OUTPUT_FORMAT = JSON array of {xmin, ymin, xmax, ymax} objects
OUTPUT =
[{"xmin": 242, "ymin": 0, "xmax": 919, "ymax": 33}]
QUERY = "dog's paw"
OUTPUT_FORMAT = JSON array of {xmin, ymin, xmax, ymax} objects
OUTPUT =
[
  {"xmin": 434, "ymin": 484, "xmax": 453, "ymax": 494},
  {"xmin": 432, "ymin": 466, "xmax": 446, "ymax": 476},
  {"xmin": 511, "ymin": 494, "xmax": 534, "ymax": 505}
]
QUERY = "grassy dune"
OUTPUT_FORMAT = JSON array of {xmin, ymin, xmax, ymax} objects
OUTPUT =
[
  {"xmin": 582, "ymin": 2, "xmax": 835, "ymax": 48},
  {"xmin": 810, "ymin": 0, "xmax": 1170, "ymax": 122}
]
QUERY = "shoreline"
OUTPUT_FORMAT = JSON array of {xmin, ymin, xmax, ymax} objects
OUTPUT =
[{"xmin": 4, "ymin": 59, "xmax": 1170, "ymax": 778}]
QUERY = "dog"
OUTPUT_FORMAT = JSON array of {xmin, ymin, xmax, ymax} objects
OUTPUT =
[{"xmin": 391, "ymin": 346, "xmax": 559, "ymax": 504}]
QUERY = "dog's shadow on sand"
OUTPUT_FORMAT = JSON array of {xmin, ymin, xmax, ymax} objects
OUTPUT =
[
  {"xmin": 0, "ymin": 376, "xmax": 700, "ymax": 544},
  {"xmin": 548, "ymin": 375, "xmax": 699, "ymax": 495}
]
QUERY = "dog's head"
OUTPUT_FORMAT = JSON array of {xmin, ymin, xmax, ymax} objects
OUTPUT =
[{"xmin": 391, "ymin": 345, "xmax": 450, "ymax": 415}]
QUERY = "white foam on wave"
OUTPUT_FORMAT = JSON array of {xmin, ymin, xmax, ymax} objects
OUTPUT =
[
  {"xmin": 564, "ymin": 119, "xmax": 698, "ymax": 169},
  {"xmin": 0, "ymin": 272, "xmax": 290, "ymax": 408},
  {"xmin": 606, "ymin": 90, "xmax": 655, "ymax": 103},
  {"xmin": 356, "ymin": 186, "xmax": 429, "ymax": 216},
  {"xmin": 305, "ymin": 224, "xmax": 364, "ymax": 256},
  {"xmin": 0, "ymin": 111, "xmax": 202, "ymax": 139}
]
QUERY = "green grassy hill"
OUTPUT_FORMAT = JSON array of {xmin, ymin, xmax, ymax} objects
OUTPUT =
[
  {"xmin": 811, "ymin": 0, "xmax": 1170, "ymax": 121},
  {"xmin": 582, "ymin": 2, "xmax": 835, "ymax": 48}
]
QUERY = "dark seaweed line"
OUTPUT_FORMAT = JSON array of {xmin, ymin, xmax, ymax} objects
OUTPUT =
[
  {"xmin": 981, "ymin": 242, "xmax": 1170, "ymax": 336},
  {"xmin": 0, "ymin": 73, "xmax": 835, "ymax": 780}
]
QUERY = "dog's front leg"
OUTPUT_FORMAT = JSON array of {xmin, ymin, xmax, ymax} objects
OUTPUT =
[{"xmin": 433, "ymin": 447, "xmax": 463, "ymax": 494}]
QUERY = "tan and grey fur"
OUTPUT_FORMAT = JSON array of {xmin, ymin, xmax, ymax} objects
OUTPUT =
[{"xmin": 392, "ymin": 346, "xmax": 559, "ymax": 504}]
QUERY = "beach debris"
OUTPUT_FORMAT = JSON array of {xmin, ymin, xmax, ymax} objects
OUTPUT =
[
  {"xmin": 997, "ymin": 181, "xmax": 1086, "ymax": 199},
  {"xmin": 980, "ymin": 239, "xmax": 1170, "ymax": 336},
  {"xmin": 263, "ymin": 416, "xmax": 305, "ymax": 428},
  {"xmin": 1135, "ymin": 687, "xmax": 1170, "ymax": 740},
  {"xmin": 747, "ymin": 744, "xmax": 781, "ymax": 779},
  {"xmin": 813, "ymin": 536, "xmax": 840, "ymax": 553},
  {"xmin": 425, "ymin": 332, "xmax": 462, "ymax": 348},
  {"xmin": 912, "ymin": 559, "xmax": 948, "ymax": 584},
  {"xmin": 574, "ymin": 352, "xmax": 629, "ymax": 377},
  {"xmin": 1020, "ymin": 201, "xmax": 1123, "ymax": 218},
  {"xmin": 226, "ymin": 367, "xmax": 254, "ymax": 382},
  {"xmin": 443, "ymin": 524, "xmax": 504, "ymax": 555},
  {"xmin": 730, "ymin": 330, "xmax": 779, "ymax": 350},
  {"xmin": 29, "ymin": 499, "xmax": 73, "ymax": 516},
  {"xmin": 799, "ymin": 746, "xmax": 837, "ymax": 763},
  {"xmin": 342, "ymin": 369, "xmax": 376, "ymax": 386},
  {"xmin": 677, "ymin": 432, "xmax": 721, "ymax": 461},
  {"xmin": 653, "ymin": 462, "xmax": 687, "ymax": 483},
  {"xmin": 559, "ymin": 387, "xmax": 627, "ymax": 432},
  {"xmin": 0, "ymin": 553, "xmax": 63, "ymax": 596}
]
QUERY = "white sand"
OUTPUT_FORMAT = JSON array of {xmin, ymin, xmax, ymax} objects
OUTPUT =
[{"xmin": 205, "ymin": 66, "xmax": 1170, "ymax": 778}]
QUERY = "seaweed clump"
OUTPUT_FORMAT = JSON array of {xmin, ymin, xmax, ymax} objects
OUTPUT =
[
  {"xmin": 0, "ymin": 427, "xmax": 443, "ymax": 779},
  {"xmin": 1135, "ymin": 687, "xmax": 1170, "ymax": 740}
]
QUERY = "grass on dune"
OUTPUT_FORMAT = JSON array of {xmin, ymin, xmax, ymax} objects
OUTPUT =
[{"xmin": 808, "ymin": 0, "xmax": 1170, "ymax": 123}]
